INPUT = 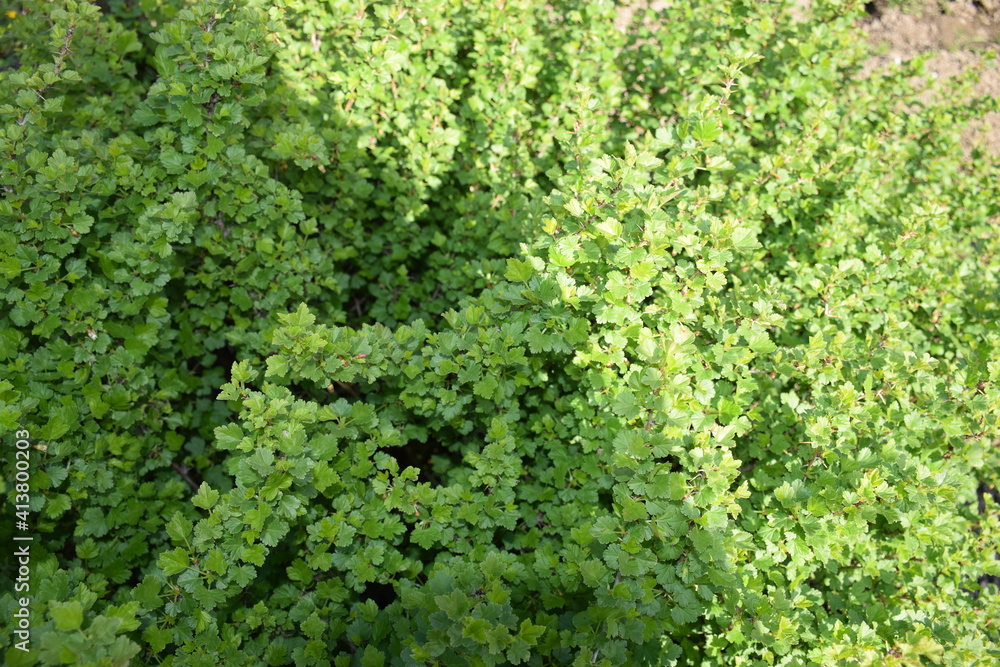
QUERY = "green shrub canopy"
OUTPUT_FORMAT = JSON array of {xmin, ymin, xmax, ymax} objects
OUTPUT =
[{"xmin": 1, "ymin": 0, "xmax": 999, "ymax": 665}]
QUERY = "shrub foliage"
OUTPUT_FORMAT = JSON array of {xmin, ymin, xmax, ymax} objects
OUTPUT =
[{"xmin": 1, "ymin": 0, "xmax": 999, "ymax": 665}]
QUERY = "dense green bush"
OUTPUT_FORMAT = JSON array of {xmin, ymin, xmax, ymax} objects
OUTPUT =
[{"xmin": 1, "ymin": 0, "xmax": 999, "ymax": 665}]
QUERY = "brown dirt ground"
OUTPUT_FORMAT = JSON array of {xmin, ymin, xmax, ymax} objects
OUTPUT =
[{"xmin": 862, "ymin": 0, "xmax": 1000, "ymax": 156}]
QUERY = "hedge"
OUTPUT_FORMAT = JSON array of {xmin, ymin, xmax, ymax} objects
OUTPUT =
[{"xmin": 1, "ymin": 0, "xmax": 999, "ymax": 665}]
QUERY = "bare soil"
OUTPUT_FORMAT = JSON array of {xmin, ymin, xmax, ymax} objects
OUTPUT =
[{"xmin": 861, "ymin": 1, "xmax": 1000, "ymax": 155}]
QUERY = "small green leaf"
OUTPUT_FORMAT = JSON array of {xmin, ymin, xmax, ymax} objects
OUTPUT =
[
  {"xmin": 165, "ymin": 511, "xmax": 192, "ymax": 543},
  {"xmin": 463, "ymin": 618, "xmax": 491, "ymax": 644},
  {"xmin": 50, "ymin": 601, "xmax": 84, "ymax": 631},
  {"xmin": 192, "ymin": 482, "xmax": 220, "ymax": 510},
  {"xmin": 157, "ymin": 547, "xmax": 190, "ymax": 576},
  {"xmin": 691, "ymin": 119, "xmax": 721, "ymax": 144},
  {"xmin": 731, "ymin": 227, "xmax": 759, "ymax": 251},
  {"xmin": 360, "ymin": 646, "xmax": 386, "ymax": 667},
  {"xmin": 214, "ymin": 423, "xmax": 244, "ymax": 450},
  {"xmin": 505, "ymin": 258, "xmax": 535, "ymax": 283},
  {"xmin": 596, "ymin": 217, "xmax": 623, "ymax": 239},
  {"xmin": 564, "ymin": 198, "xmax": 585, "ymax": 217}
]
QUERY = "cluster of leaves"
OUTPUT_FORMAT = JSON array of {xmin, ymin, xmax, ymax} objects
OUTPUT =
[{"xmin": 1, "ymin": 0, "xmax": 998, "ymax": 665}]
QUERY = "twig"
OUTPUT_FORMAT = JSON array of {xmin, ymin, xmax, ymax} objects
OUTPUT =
[
  {"xmin": 171, "ymin": 461, "xmax": 199, "ymax": 491},
  {"xmin": 335, "ymin": 381, "xmax": 359, "ymax": 397},
  {"xmin": 591, "ymin": 570, "xmax": 623, "ymax": 663}
]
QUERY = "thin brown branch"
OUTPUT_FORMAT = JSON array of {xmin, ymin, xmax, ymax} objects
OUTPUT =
[{"xmin": 171, "ymin": 461, "xmax": 199, "ymax": 492}]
